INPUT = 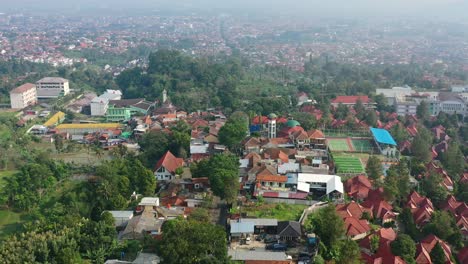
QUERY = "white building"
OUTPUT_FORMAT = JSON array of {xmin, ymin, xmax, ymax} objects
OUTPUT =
[
  {"xmin": 296, "ymin": 173, "xmax": 343, "ymax": 199},
  {"xmin": 376, "ymin": 86, "xmax": 414, "ymax": 105},
  {"xmin": 90, "ymin": 90, "xmax": 122, "ymax": 116},
  {"xmin": 9, "ymin": 83, "xmax": 37, "ymax": 109},
  {"xmin": 107, "ymin": 211, "xmax": 134, "ymax": 227},
  {"xmin": 432, "ymin": 92, "xmax": 468, "ymax": 117},
  {"xmin": 36, "ymin": 77, "xmax": 70, "ymax": 98}
]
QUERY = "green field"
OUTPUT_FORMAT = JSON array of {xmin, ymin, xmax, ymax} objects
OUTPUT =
[
  {"xmin": 351, "ymin": 139, "xmax": 374, "ymax": 153},
  {"xmin": 0, "ymin": 210, "xmax": 23, "ymax": 239},
  {"xmin": 333, "ymin": 155, "xmax": 365, "ymax": 174},
  {"xmin": 327, "ymin": 138, "xmax": 352, "ymax": 152},
  {"xmin": 241, "ymin": 203, "xmax": 307, "ymax": 221},
  {"xmin": 0, "ymin": 170, "xmax": 23, "ymax": 239}
]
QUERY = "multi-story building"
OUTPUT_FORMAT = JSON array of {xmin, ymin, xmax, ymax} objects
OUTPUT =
[
  {"xmin": 9, "ymin": 83, "xmax": 37, "ymax": 109},
  {"xmin": 36, "ymin": 77, "xmax": 70, "ymax": 98},
  {"xmin": 432, "ymin": 92, "xmax": 467, "ymax": 117},
  {"xmin": 90, "ymin": 90, "xmax": 122, "ymax": 116},
  {"xmin": 376, "ymin": 86, "xmax": 414, "ymax": 105}
]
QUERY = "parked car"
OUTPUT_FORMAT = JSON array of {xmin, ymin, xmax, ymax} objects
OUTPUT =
[
  {"xmin": 264, "ymin": 235, "xmax": 279, "ymax": 244},
  {"xmin": 265, "ymin": 243, "xmax": 287, "ymax": 251}
]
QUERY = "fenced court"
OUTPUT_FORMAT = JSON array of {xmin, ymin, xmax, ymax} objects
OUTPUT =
[
  {"xmin": 351, "ymin": 139, "xmax": 375, "ymax": 153},
  {"xmin": 333, "ymin": 155, "xmax": 365, "ymax": 174},
  {"xmin": 323, "ymin": 128, "xmax": 371, "ymax": 138},
  {"xmin": 326, "ymin": 138, "xmax": 352, "ymax": 152}
]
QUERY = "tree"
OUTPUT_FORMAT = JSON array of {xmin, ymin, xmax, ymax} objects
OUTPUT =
[
  {"xmin": 218, "ymin": 117, "xmax": 247, "ymax": 151},
  {"xmin": 335, "ymin": 103, "xmax": 348, "ymax": 120},
  {"xmin": 441, "ymin": 141, "xmax": 465, "ymax": 181},
  {"xmin": 421, "ymin": 172, "xmax": 447, "ymax": 204},
  {"xmin": 291, "ymin": 112, "xmax": 317, "ymax": 130},
  {"xmin": 138, "ymin": 131, "xmax": 171, "ymax": 168},
  {"xmin": 391, "ymin": 234, "xmax": 416, "ymax": 264},
  {"xmin": 411, "ymin": 127, "xmax": 433, "ymax": 163},
  {"xmin": 384, "ymin": 160, "xmax": 411, "ymax": 203},
  {"xmin": 189, "ymin": 208, "xmax": 210, "ymax": 222},
  {"xmin": 366, "ymin": 156, "xmax": 382, "ymax": 182},
  {"xmin": 306, "ymin": 204, "xmax": 345, "ymax": 250},
  {"xmin": 157, "ymin": 219, "xmax": 228, "ymax": 264},
  {"xmin": 423, "ymin": 211, "xmax": 462, "ymax": 248},
  {"xmin": 201, "ymin": 154, "xmax": 240, "ymax": 204},
  {"xmin": 370, "ymin": 235, "xmax": 380, "ymax": 253},
  {"xmin": 53, "ymin": 134, "xmax": 64, "ymax": 153},
  {"xmin": 334, "ymin": 239, "xmax": 362, "ymax": 264},
  {"xmin": 365, "ymin": 110, "xmax": 378, "ymax": 127},
  {"xmin": 430, "ymin": 242, "xmax": 446, "ymax": 264},
  {"xmin": 354, "ymin": 99, "xmax": 366, "ymax": 120},
  {"xmin": 416, "ymin": 101, "xmax": 429, "ymax": 120}
]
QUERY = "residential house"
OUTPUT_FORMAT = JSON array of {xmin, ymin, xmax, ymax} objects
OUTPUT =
[
  {"xmin": 406, "ymin": 191, "xmax": 434, "ymax": 228},
  {"xmin": 153, "ymin": 151, "xmax": 184, "ymax": 181},
  {"xmin": 362, "ymin": 189, "xmax": 396, "ymax": 223},
  {"xmin": 277, "ymin": 221, "xmax": 302, "ymax": 241},
  {"xmin": 457, "ymin": 247, "xmax": 468, "ymax": 264},
  {"xmin": 425, "ymin": 162, "xmax": 454, "ymax": 191},
  {"xmin": 344, "ymin": 175, "xmax": 372, "ymax": 201},
  {"xmin": 359, "ymin": 228, "xmax": 405, "ymax": 264},
  {"xmin": 256, "ymin": 175, "xmax": 288, "ymax": 191},
  {"xmin": 107, "ymin": 211, "xmax": 134, "ymax": 228},
  {"xmin": 121, "ymin": 210, "xmax": 164, "ymax": 240},
  {"xmin": 415, "ymin": 235, "xmax": 454, "ymax": 264},
  {"xmin": 336, "ymin": 202, "xmax": 372, "ymax": 240}
]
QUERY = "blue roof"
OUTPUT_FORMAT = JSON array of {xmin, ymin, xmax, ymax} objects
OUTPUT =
[{"xmin": 370, "ymin": 128, "xmax": 397, "ymax": 146}]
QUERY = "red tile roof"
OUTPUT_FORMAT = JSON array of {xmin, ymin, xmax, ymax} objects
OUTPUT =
[
  {"xmin": 154, "ymin": 151, "xmax": 184, "ymax": 174},
  {"xmin": 336, "ymin": 201, "xmax": 372, "ymax": 219},
  {"xmin": 362, "ymin": 199, "xmax": 395, "ymax": 222},
  {"xmin": 457, "ymin": 247, "xmax": 468, "ymax": 264},
  {"xmin": 331, "ymin": 95, "xmax": 370, "ymax": 104},
  {"xmin": 343, "ymin": 216, "xmax": 371, "ymax": 237},
  {"xmin": 416, "ymin": 235, "xmax": 453, "ymax": 264},
  {"xmin": 344, "ymin": 175, "xmax": 372, "ymax": 200}
]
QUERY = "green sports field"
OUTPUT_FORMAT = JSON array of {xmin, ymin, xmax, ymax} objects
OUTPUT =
[
  {"xmin": 333, "ymin": 155, "xmax": 365, "ymax": 174},
  {"xmin": 327, "ymin": 138, "xmax": 352, "ymax": 152},
  {"xmin": 351, "ymin": 139, "xmax": 374, "ymax": 153}
]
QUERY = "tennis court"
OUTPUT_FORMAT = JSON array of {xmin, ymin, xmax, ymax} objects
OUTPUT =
[
  {"xmin": 333, "ymin": 155, "xmax": 365, "ymax": 174},
  {"xmin": 351, "ymin": 139, "xmax": 374, "ymax": 153},
  {"xmin": 327, "ymin": 138, "xmax": 352, "ymax": 152}
]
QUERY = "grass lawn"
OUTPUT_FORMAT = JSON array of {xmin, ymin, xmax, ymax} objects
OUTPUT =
[
  {"xmin": 333, "ymin": 155, "xmax": 365, "ymax": 174},
  {"xmin": 327, "ymin": 138, "xmax": 351, "ymax": 152},
  {"xmin": 0, "ymin": 210, "xmax": 23, "ymax": 239},
  {"xmin": 242, "ymin": 203, "xmax": 307, "ymax": 221},
  {"xmin": 0, "ymin": 170, "xmax": 17, "ymax": 189}
]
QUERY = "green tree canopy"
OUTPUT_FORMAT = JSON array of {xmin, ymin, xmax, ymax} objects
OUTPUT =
[
  {"xmin": 305, "ymin": 204, "xmax": 345, "ymax": 250},
  {"xmin": 218, "ymin": 116, "xmax": 248, "ymax": 151},
  {"xmin": 366, "ymin": 156, "xmax": 382, "ymax": 182},
  {"xmin": 429, "ymin": 242, "xmax": 446, "ymax": 264},
  {"xmin": 157, "ymin": 219, "xmax": 228, "ymax": 264},
  {"xmin": 391, "ymin": 234, "xmax": 416, "ymax": 264}
]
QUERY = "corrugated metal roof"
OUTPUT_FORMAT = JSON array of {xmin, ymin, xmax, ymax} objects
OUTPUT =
[
  {"xmin": 56, "ymin": 123, "xmax": 122, "ymax": 129},
  {"xmin": 43, "ymin": 111, "xmax": 65, "ymax": 127}
]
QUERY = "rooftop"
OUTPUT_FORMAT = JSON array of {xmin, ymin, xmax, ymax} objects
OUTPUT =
[
  {"xmin": 370, "ymin": 127, "xmax": 397, "ymax": 146},
  {"xmin": 10, "ymin": 83, "xmax": 35, "ymax": 94},
  {"xmin": 37, "ymin": 77, "xmax": 68, "ymax": 83}
]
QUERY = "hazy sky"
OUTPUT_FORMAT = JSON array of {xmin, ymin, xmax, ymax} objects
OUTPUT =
[{"xmin": 2, "ymin": 0, "xmax": 468, "ymax": 20}]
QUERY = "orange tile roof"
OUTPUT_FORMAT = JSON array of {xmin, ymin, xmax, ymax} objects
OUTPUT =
[
  {"xmin": 256, "ymin": 175, "xmax": 288, "ymax": 183},
  {"xmin": 154, "ymin": 151, "xmax": 184, "ymax": 174}
]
